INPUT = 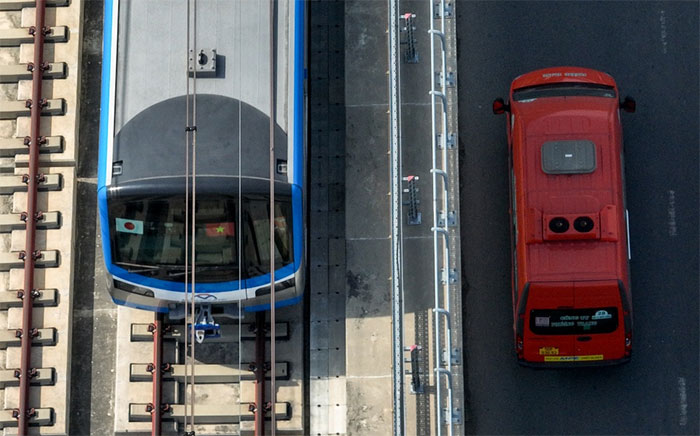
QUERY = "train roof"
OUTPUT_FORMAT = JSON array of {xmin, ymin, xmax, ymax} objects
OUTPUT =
[
  {"xmin": 107, "ymin": 0, "xmax": 296, "ymax": 187},
  {"xmin": 513, "ymin": 95, "xmax": 625, "ymax": 282}
]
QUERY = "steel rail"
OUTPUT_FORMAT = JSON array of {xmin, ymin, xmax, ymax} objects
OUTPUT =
[
  {"xmin": 18, "ymin": 0, "xmax": 47, "ymax": 433},
  {"xmin": 150, "ymin": 314, "xmax": 164, "ymax": 436},
  {"xmin": 254, "ymin": 311, "xmax": 266, "ymax": 435}
]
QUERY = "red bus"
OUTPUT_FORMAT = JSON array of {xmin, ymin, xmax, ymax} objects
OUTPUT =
[{"xmin": 493, "ymin": 67, "xmax": 635, "ymax": 366}]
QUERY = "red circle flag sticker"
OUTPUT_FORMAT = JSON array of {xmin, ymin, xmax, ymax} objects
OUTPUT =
[{"xmin": 115, "ymin": 218, "xmax": 144, "ymax": 235}]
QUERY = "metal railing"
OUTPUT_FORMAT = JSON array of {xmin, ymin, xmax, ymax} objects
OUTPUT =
[
  {"xmin": 389, "ymin": 0, "xmax": 406, "ymax": 435},
  {"xmin": 428, "ymin": 0, "xmax": 456, "ymax": 435}
]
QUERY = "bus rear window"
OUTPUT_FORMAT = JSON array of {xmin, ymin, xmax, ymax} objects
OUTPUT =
[
  {"xmin": 530, "ymin": 307, "xmax": 618, "ymax": 335},
  {"xmin": 513, "ymin": 83, "xmax": 616, "ymax": 101}
]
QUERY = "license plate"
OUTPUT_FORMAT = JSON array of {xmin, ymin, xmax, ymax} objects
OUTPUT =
[
  {"xmin": 539, "ymin": 346, "xmax": 559, "ymax": 355},
  {"xmin": 544, "ymin": 355, "xmax": 604, "ymax": 362}
]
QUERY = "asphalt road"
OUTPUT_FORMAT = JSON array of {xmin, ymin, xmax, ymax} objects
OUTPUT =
[{"xmin": 457, "ymin": 1, "xmax": 699, "ymax": 434}]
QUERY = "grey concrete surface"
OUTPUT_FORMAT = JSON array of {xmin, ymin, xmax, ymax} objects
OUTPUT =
[
  {"xmin": 308, "ymin": 1, "xmax": 348, "ymax": 434},
  {"xmin": 457, "ymin": 1, "xmax": 699, "ymax": 434},
  {"xmin": 69, "ymin": 0, "xmax": 118, "ymax": 435},
  {"xmin": 343, "ymin": 1, "xmax": 393, "ymax": 432},
  {"xmin": 344, "ymin": 0, "xmax": 464, "ymax": 434}
]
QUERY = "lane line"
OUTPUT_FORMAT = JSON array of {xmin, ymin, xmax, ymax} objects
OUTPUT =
[
  {"xmin": 667, "ymin": 189, "xmax": 677, "ymax": 237},
  {"xmin": 678, "ymin": 376, "xmax": 687, "ymax": 427},
  {"xmin": 659, "ymin": 10, "xmax": 668, "ymax": 54}
]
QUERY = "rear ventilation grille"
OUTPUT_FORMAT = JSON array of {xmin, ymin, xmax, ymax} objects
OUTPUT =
[
  {"xmin": 548, "ymin": 217, "xmax": 569, "ymax": 233},
  {"xmin": 543, "ymin": 213, "xmax": 600, "ymax": 241},
  {"xmin": 573, "ymin": 216, "xmax": 595, "ymax": 233}
]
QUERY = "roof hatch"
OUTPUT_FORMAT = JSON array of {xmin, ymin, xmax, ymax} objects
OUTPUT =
[{"xmin": 541, "ymin": 140, "xmax": 596, "ymax": 174}]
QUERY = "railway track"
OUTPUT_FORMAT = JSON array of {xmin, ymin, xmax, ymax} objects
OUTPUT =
[
  {"xmin": 113, "ymin": 303, "xmax": 305, "ymax": 435},
  {"xmin": 0, "ymin": 0, "xmax": 82, "ymax": 434}
]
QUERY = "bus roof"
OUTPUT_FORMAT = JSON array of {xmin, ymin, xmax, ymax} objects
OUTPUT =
[
  {"xmin": 511, "ymin": 66, "xmax": 617, "ymax": 91},
  {"xmin": 513, "ymin": 95, "xmax": 626, "ymax": 283}
]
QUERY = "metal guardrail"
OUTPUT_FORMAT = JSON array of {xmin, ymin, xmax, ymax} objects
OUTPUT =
[
  {"xmin": 389, "ymin": 0, "xmax": 406, "ymax": 435},
  {"xmin": 428, "ymin": 0, "xmax": 456, "ymax": 435}
]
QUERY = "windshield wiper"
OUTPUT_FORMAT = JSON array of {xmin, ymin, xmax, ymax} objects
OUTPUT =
[{"xmin": 166, "ymin": 265, "xmax": 235, "ymax": 277}]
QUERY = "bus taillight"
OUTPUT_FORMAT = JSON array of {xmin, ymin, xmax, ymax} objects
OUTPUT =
[{"xmin": 516, "ymin": 335, "xmax": 524, "ymax": 358}]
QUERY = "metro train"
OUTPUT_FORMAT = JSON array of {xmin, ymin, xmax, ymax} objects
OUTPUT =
[{"xmin": 97, "ymin": 0, "xmax": 307, "ymax": 331}]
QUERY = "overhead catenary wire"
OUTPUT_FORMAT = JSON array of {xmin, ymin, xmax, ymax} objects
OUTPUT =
[
  {"xmin": 183, "ymin": 0, "xmax": 190, "ymax": 430},
  {"xmin": 183, "ymin": 0, "xmax": 190, "ymax": 429},
  {"xmin": 189, "ymin": 0, "xmax": 199, "ymax": 431},
  {"xmin": 268, "ymin": 0, "xmax": 277, "ymax": 434},
  {"xmin": 236, "ymin": 0, "xmax": 244, "ymax": 431},
  {"xmin": 183, "ymin": 0, "xmax": 198, "ymax": 434}
]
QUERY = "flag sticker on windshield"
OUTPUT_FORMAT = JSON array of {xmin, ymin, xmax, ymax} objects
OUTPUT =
[
  {"xmin": 205, "ymin": 222, "xmax": 235, "ymax": 237},
  {"xmin": 116, "ymin": 218, "xmax": 143, "ymax": 234}
]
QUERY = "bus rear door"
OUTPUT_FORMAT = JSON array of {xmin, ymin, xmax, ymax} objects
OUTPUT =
[
  {"xmin": 522, "ymin": 282, "xmax": 575, "ymax": 362},
  {"xmin": 573, "ymin": 281, "xmax": 626, "ymax": 361}
]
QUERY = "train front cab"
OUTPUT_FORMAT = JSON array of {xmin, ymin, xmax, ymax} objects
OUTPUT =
[{"xmin": 101, "ymin": 182, "xmax": 305, "ymax": 315}]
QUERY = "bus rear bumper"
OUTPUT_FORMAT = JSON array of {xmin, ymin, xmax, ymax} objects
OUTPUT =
[{"xmin": 518, "ymin": 355, "xmax": 631, "ymax": 369}]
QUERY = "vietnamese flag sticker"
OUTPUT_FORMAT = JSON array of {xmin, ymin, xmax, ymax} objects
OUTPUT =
[
  {"xmin": 205, "ymin": 222, "xmax": 235, "ymax": 237},
  {"xmin": 116, "ymin": 217, "xmax": 144, "ymax": 234}
]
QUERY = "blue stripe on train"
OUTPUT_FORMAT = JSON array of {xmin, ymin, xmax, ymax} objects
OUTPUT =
[
  {"xmin": 291, "ymin": 0, "xmax": 305, "ymax": 274},
  {"xmin": 245, "ymin": 293, "xmax": 304, "ymax": 312},
  {"xmin": 98, "ymin": 0, "xmax": 113, "ymax": 190}
]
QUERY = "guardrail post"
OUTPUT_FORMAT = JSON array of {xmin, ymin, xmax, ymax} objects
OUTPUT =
[
  {"xmin": 400, "ymin": 13, "xmax": 419, "ymax": 63},
  {"xmin": 405, "ymin": 345, "xmax": 424, "ymax": 394},
  {"xmin": 403, "ymin": 175, "xmax": 421, "ymax": 225}
]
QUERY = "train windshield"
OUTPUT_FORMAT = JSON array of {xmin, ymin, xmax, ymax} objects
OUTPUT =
[{"xmin": 108, "ymin": 194, "xmax": 293, "ymax": 283}]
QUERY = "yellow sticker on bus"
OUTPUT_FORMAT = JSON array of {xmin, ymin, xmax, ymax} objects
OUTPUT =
[{"xmin": 544, "ymin": 355, "xmax": 604, "ymax": 362}]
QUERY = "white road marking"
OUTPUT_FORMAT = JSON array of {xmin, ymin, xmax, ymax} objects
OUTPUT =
[
  {"xmin": 678, "ymin": 376, "xmax": 688, "ymax": 426},
  {"xmin": 667, "ymin": 190, "xmax": 677, "ymax": 237},
  {"xmin": 659, "ymin": 10, "xmax": 669, "ymax": 54}
]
